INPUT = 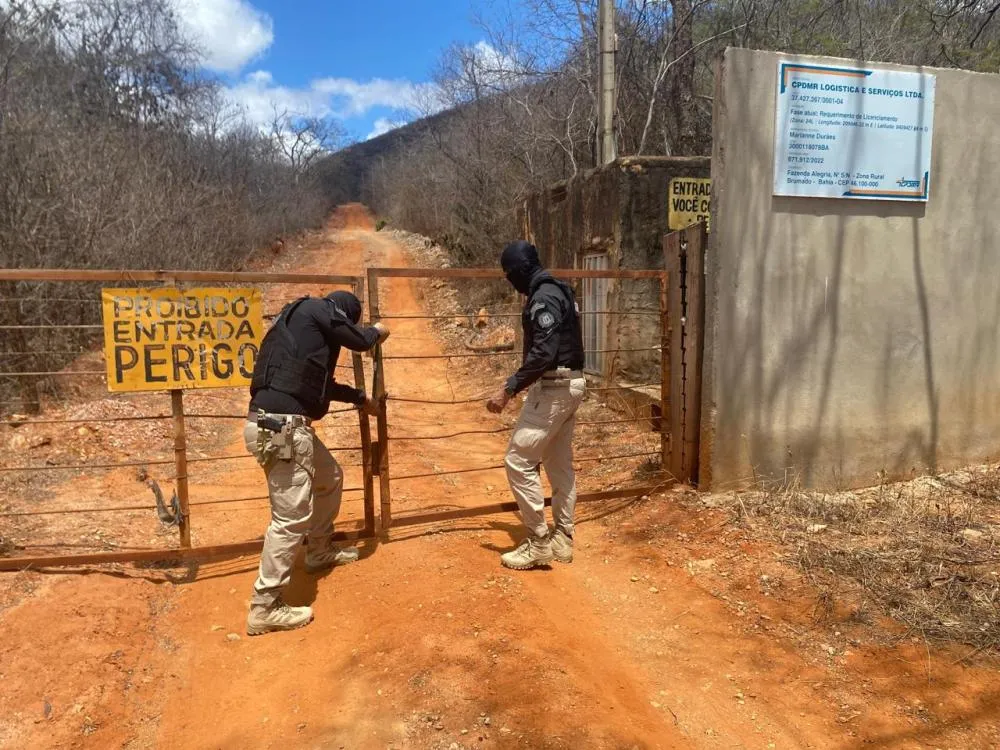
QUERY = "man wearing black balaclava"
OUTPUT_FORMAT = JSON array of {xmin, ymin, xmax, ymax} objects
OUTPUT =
[
  {"xmin": 487, "ymin": 240, "xmax": 586, "ymax": 570},
  {"xmin": 243, "ymin": 290, "xmax": 389, "ymax": 635}
]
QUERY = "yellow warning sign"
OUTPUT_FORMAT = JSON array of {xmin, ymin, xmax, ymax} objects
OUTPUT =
[
  {"xmin": 668, "ymin": 177, "xmax": 712, "ymax": 231},
  {"xmin": 101, "ymin": 287, "xmax": 263, "ymax": 392}
]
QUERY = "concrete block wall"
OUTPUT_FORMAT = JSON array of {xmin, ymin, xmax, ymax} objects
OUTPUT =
[
  {"xmin": 520, "ymin": 157, "xmax": 710, "ymax": 383},
  {"xmin": 703, "ymin": 48, "xmax": 1000, "ymax": 490}
]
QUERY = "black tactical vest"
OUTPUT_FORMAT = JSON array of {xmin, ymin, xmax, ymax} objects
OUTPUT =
[{"xmin": 250, "ymin": 297, "xmax": 329, "ymax": 416}]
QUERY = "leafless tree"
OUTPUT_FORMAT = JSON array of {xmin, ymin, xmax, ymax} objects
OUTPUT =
[
  {"xmin": 352, "ymin": 0, "xmax": 1000, "ymax": 274},
  {"xmin": 0, "ymin": 0, "xmax": 339, "ymax": 412}
]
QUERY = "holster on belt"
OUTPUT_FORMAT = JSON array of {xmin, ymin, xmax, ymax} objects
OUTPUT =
[{"xmin": 255, "ymin": 410, "xmax": 295, "ymax": 466}]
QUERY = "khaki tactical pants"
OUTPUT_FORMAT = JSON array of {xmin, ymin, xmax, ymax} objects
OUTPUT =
[
  {"xmin": 505, "ymin": 378, "xmax": 586, "ymax": 538},
  {"xmin": 243, "ymin": 418, "xmax": 343, "ymax": 608}
]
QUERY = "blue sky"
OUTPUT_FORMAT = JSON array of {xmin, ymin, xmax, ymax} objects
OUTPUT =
[{"xmin": 172, "ymin": 0, "xmax": 504, "ymax": 141}]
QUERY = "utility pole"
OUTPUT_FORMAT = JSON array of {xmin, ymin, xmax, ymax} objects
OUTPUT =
[{"xmin": 597, "ymin": 0, "xmax": 617, "ymax": 165}]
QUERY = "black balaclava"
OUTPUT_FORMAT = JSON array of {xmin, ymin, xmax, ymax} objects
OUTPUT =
[
  {"xmin": 500, "ymin": 240, "xmax": 542, "ymax": 295},
  {"xmin": 325, "ymin": 290, "xmax": 363, "ymax": 324}
]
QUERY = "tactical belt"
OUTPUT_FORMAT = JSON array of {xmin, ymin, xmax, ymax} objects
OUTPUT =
[
  {"xmin": 540, "ymin": 368, "xmax": 584, "ymax": 387},
  {"xmin": 248, "ymin": 410, "xmax": 312, "ymax": 428},
  {"xmin": 542, "ymin": 368, "xmax": 584, "ymax": 380}
]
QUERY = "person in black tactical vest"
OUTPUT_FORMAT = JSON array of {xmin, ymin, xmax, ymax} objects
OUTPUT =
[
  {"xmin": 243, "ymin": 290, "xmax": 388, "ymax": 635},
  {"xmin": 487, "ymin": 240, "xmax": 587, "ymax": 570}
]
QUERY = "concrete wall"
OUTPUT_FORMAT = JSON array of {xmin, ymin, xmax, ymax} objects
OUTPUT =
[
  {"xmin": 521, "ymin": 156, "xmax": 709, "ymax": 382},
  {"xmin": 703, "ymin": 48, "xmax": 1000, "ymax": 490}
]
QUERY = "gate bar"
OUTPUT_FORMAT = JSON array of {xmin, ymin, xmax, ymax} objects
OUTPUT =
[
  {"xmin": 352, "ymin": 275, "xmax": 376, "ymax": 536},
  {"xmin": 366, "ymin": 267, "xmax": 665, "ymax": 280},
  {"xmin": 366, "ymin": 268, "xmax": 392, "ymax": 530},
  {"xmin": 0, "ymin": 269, "xmax": 360, "ymax": 285},
  {"xmin": 0, "ymin": 528, "xmax": 369, "ymax": 572}
]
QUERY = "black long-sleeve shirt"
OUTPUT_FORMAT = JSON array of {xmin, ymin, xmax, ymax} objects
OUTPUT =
[
  {"xmin": 250, "ymin": 298, "xmax": 380, "ymax": 419},
  {"xmin": 505, "ymin": 271, "xmax": 584, "ymax": 395}
]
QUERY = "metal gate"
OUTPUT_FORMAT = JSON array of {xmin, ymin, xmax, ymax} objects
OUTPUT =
[
  {"xmin": 0, "ymin": 253, "xmax": 707, "ymax": 569},
  {"xmin": 365, "ymin": 266, "xmax": 672, "ymax": 532}
]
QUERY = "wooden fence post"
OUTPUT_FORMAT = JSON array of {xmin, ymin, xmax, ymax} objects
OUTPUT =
[
  {"xmin": 373, "ymin": 344, "xmax": 391, "ymax": 530},
  {"xmin": 351, "ymin": 280, "xmax": 376, "ymax": 537},
  {"xmin": 170, "ymin": 389, "xmax": 191, "ymax": 547},
  {"xmin": 663, "ymin": 223, "xmax": 707, "ymax": 486},
  {"xmin": 682, "ymin": 223, "xmax": 707, "ymax": 486},
  {"xmin": 366, "ymin": 268, "xmax": 392, "ymax": 531},
  {"xmin": 659, "ymin": 272, "xmax": 671, "ymax": 474}
]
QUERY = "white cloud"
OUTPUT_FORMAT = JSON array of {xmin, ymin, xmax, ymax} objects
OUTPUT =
[
  {"xmin": 2, "ymin": 0, "xmax": 273, "ymax": 73},
  {"xmin": 467, "ymin": 41, "xmax": 526, "ymax": 88},
  {"xmin": 225, "ymin": 70, "xmax": 328, "ymax": 125},
  {"xmin": 172, "ymin": 0, "xmax": 273, "ymax": 73},
  {"xmin": 313, "ymin": 77, "xmax": 440, "ymax": 117},
  {"xmin": 224, "ymin": 71, "xmax": 444, "ymax": 131},
  {"xmin": 367, "ymin": 117, "xmax": 403, "ymax": 140}
]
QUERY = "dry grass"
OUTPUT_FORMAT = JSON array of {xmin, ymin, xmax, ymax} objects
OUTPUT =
[{"xmin": 714, "ymin": 466, "xmax": 1000, "ymax": 654}]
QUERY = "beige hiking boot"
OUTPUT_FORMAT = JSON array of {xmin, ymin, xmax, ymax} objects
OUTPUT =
[
  {"xmin": 500, "ymin": 534, "xmax": 554, "ymax": 570},
  {"xmin": 305, "ymin": 544, "xmax": 360, "ymax": 573},
  {"xmin": 549, "ymin": 528, "xmax": 573, "ymax": 564},
  {"xmin": 246, "ymin": 598, "xmax": 313, "ymax": 636}
]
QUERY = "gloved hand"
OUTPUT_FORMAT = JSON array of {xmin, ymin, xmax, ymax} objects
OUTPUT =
[{"xmin": 373, "ymin": 322, "xmax": 391, "ymax": 344}]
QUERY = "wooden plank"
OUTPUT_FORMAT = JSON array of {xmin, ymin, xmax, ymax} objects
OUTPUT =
[
  {"xmin": 665, "ymin": 231, "xmax": 686, "ymax": 482},
  {"xmin": 0, "ymin": 527, "xmax": 369, "ymax": 571},
  {"xmin": 171, "ymin": 390, "xmax": 192, "ymax": 547},
  {"xmin": 681, "ymin": 223, "xmax": 707, "ymax": 485},
  {"xmin": 366, "ymin": 268, "xmax": 382, "ymax": 322},
  {"xmin": 351, "ymin": 279, "xmax": 376, "ymax": 538},
  {"xmin": 352, "ymin": 351, "xmax": 375, "ymax": 537},
  {"xmin": 390, "ymin": 484, "xmax": 672, "ymax": 529},
  {"xmin": 366, "ymin": 270, "xmax": 392, "ymax": 530},
  {"xmin": 365, "ymin": 267, "xmax": 666, "ymax": 280},
  {"xmin": 374, "ymin": 344, "xmax": 391, "ymax": 530},
  {"xmin": 659, "ymin": 273, "xmax": 671, "ymax": 473},
  {"xmin": 0, "ymin": 269, "xmax": 360, "ymax": 285}
]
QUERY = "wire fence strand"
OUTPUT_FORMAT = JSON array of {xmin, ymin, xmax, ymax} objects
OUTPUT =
[
  {"xmin": 0, "ymin": 371, "xmax": 106, "ymax": 377},
  {"xmin": 381, "ymin": 347, "xmax": 659, "ymax": 361},
  {"xmin": 0, "ymin": 487, "xmax": 366, "ymax": 518},
  {"xmin": 388, "ymin": 417, "xmax": 655, "ymax": 442},
  {"xmin": 0, "ymin": 325, "xmax": 102, "ymax": 330},
  {"xmin": 379, "ymin": 309, "xmax": 661, "ymax": 321},
  {"xmin": 389, "ymin": 450, "xmax": 660, "ymax": 482},
  {"xmin": 384, "ymin": 383, "xmax": 661, "ymax": 406},
  {"xmin": 0, "ymin": 413, "xmax": 253, "ymax": 427}
]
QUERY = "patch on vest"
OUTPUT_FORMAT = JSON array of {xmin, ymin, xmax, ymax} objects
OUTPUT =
[{"xmin": 538, "ymin": 311, "xmax": 555, "ymax": 329}]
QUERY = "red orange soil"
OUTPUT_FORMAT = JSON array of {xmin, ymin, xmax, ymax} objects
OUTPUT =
[{"xmin": 0, "ymin": 205, "xmax": 998, "ymax": 749}]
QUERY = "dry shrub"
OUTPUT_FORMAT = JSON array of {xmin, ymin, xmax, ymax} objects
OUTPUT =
[{"xmin": 722, "ymin": 467, "xmax": 1000, "ymax": 653}]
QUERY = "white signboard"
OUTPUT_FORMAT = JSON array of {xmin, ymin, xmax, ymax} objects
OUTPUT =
[{"xmin": 773, "ymin": 60, "xmax": 935, "ymax": 200}]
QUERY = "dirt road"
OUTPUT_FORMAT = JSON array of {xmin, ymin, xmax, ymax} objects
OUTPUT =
[{"xmin": 1, "ymin": 206, "xmax": 998, "ymax": 749}]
